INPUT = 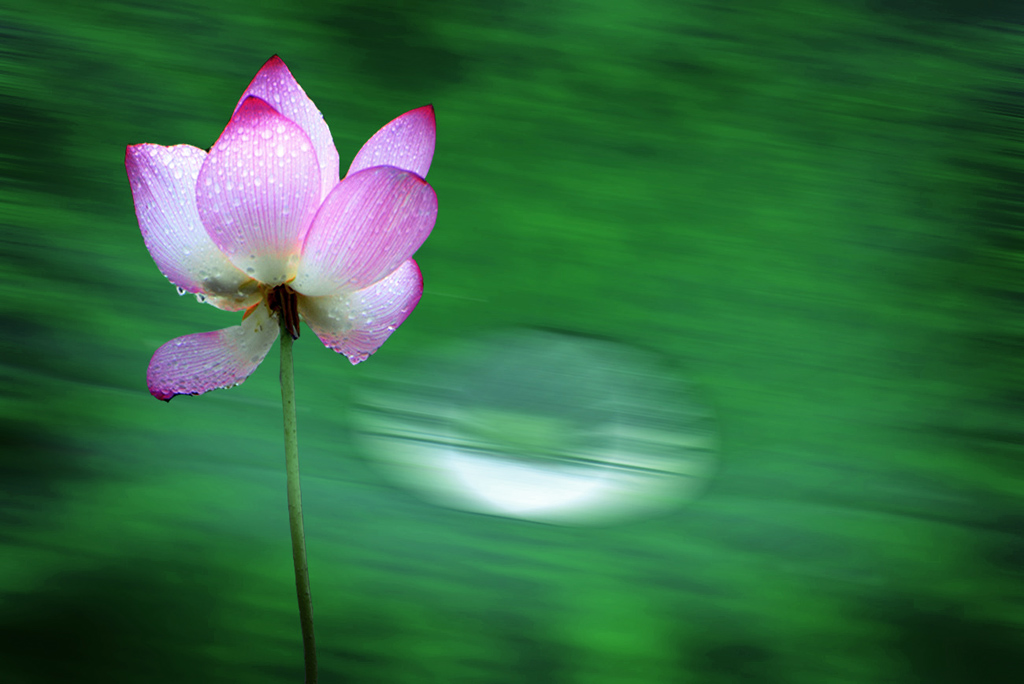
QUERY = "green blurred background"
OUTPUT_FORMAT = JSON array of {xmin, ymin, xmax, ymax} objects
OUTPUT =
[{"xmin": 2, "ymin": 0, "xmax": 1023, "ymax": 681}]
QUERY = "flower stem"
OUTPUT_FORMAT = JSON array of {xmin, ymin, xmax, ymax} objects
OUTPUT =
[{"xmin": 279, "ymin": 317, "xmax": 318, "ymax": 683}]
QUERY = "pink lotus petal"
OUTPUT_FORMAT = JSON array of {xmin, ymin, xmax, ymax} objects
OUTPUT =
[
  {"xmin": 347, "ymin": 105, "xmax": 435, "ymax": 179},
  {"xmin": 126, "ymin": 144, "xmax": 257, "ymax": 309},
  {"xmin": 292, "ymin": 166, "xmax": 437, "ymax": 297},
  {"xmin": 147, "ymin": 303, "xmax": 279, "ymax": 401},
  {"xmin": 237, "ymin": 55, "xmax": 340, "ymax": 202},
  {"xmin": 300, "ymin": 258, "xmax": 422, "ymax": 364},
  {"xmin": 197, "ymin": 96, "xmax": 321, "ymax": 286}
]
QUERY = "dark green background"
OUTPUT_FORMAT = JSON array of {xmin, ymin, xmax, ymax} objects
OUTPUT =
[{"xmin": 2, "ymin": 0, "xmax": 1022, "ymax": 681}]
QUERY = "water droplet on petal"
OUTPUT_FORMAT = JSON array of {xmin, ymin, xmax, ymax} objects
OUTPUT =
[{"xmin": 176, "ymin": 286, "xmax": 187, "ymax": 296}]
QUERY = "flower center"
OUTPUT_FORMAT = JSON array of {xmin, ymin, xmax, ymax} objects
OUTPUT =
[{"xmin": 267, "ymin": 284, "xmax": 301, "ymax": 340}]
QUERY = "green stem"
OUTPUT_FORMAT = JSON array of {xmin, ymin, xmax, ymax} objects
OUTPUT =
[{"xmin": 279, "ymin": 318, "xmax": 318, "ymax": 683}]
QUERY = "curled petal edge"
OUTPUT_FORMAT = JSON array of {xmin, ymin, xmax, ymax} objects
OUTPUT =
[{"xmin": 147, "ymin": 304, "xmax": 279, "ymax": 401}]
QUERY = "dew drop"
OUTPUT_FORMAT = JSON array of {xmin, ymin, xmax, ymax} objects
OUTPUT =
[
  {"xmin": 176, "ymin": 286, "xmax": 187, "ymax": 296},
  {"xmin": 195, "ymin": 293, "xmax": 207, "ymax": 304}
]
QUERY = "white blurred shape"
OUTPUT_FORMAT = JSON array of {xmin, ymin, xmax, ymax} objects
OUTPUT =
[
  {"xmin": 354, "ymin": 330, "xmax": 717, "ymax": 525},
  {"xmin": 444, "ymin": 451, "xmax": 611, "ymax": 516}
]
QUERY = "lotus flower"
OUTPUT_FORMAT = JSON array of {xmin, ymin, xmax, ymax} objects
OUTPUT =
[{"xmin": 127, "ymin": 56, "xmax": 437, "ymax": 401}]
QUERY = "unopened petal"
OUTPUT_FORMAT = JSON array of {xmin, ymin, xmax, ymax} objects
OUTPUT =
[
  {"xmin": 292, "ymin": 166, "xmax": 436, "ymax": 296},
  {"xmin": 299, "ymin": 258, "xmax": 422, "ymax": 364},
  {"xmin": 237, "ymin": 55, "xmax": 340, "ymax": 202},
  {"xmin": 197, "ymin": 96, "xmax": 321, "ymax": 286},
  {"xmin": 347, "ymin": 105, "xmax": 435, "ymax": 179},
  {"xmin": 126, "ymin": 144, "xmax": 257, "ymax": 309},
  {"xmin": 147, "ymin": 303, "xmax": 279, "ymax": 401}
]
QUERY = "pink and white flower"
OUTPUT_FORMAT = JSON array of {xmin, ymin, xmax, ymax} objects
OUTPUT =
[{"xmin": 127, "ymin": 56, "xmax": 437, "ymax": 401}]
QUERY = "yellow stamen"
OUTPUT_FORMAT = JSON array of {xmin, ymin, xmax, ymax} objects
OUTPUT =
[{"xmin": 242, "ymin": 302, "xmax": 261, "ymax": 320}]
